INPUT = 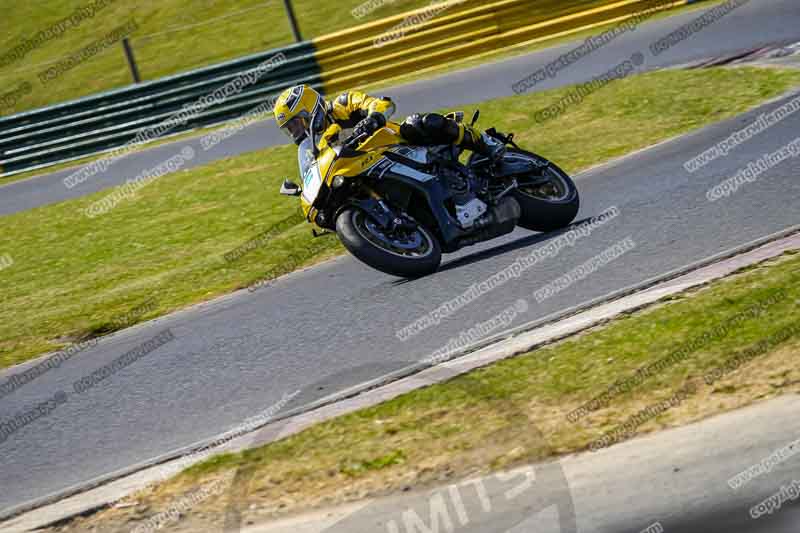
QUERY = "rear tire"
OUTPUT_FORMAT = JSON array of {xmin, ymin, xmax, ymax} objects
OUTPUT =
[
  {"xmin": 510, "ymin": 149, "xmax": 579, "ymax": 231},
  {"xmin": 336, "ymin": 207, "xmax": 442, "ymax": 278}
]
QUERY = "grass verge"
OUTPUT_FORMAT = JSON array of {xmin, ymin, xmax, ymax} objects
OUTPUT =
[
  {"xmin": 2, "ymin": 66, "xmax": 799, "ymax": 369},
  {"xmin": 46, "ymin": 249, "xmax": 800, "ymax": 532}
]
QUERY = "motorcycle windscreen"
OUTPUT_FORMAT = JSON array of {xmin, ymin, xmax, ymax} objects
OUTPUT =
[
  {"xmin": 301, "ymin": 164, "xmax": 323, "ymax": 205},
  {"xmin": 298, "ymin": 137, "xmax": 323, "ymax": 205}
]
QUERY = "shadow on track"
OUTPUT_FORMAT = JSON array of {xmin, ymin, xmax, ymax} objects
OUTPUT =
[{"xmin": 389, "ymin": 217, "xmax": 596, "ymax": 286}]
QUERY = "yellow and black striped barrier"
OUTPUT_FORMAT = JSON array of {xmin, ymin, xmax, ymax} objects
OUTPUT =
[{"xmin": 313, "ymin": 0, "xmax": 707, "ymax": 95}]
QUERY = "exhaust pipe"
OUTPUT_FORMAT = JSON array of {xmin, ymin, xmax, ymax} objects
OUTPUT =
[{"xmin": 457, "ymin": 196, "xmax": 520, "ymax": 247}]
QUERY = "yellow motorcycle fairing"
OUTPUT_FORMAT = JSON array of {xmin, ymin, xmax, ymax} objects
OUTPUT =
[{"xmin": 299, "ymin": 122, "xmax": 406, "ymax": 221}]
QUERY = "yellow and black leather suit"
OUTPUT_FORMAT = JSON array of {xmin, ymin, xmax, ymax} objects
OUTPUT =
[
  {"xmin": 274, "ymin": 84, "xmax": 502, "ymax": 159},
  {"xmin": 324, "ymin": 90, "xmax": 500, "ymax": 159}
]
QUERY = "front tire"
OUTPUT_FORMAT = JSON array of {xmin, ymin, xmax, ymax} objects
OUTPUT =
[{"xmin": 336, "ymin": 207, "xmax": 442, "ymax": 278}]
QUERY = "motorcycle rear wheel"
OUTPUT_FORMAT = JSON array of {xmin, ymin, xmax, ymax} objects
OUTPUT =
[
  {"xmin": 336, "ymin": 207, "xmax": 442, "ymax": 278},
  {"xmin": 509, "ymin": 149, "xmax": 580, "ymax": 231}
]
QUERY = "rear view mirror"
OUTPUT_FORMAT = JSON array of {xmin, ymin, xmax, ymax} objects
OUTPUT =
[
  {"xmin": 445, "ymin": 111, "xmax": 464, "ymax": 123},
  {"xmin": 280, "ymin": 179, "xmax": 302, "ymax": 196}
]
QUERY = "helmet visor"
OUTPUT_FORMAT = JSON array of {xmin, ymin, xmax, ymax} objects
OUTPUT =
[{"xmin": 282, "ymin": 116, "xmax": 308, "ymax": 145}]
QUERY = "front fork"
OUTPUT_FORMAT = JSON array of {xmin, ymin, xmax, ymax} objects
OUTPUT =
[{"xmin": 347, "ymin": 186, "xmax": 417, "ymax": 234}]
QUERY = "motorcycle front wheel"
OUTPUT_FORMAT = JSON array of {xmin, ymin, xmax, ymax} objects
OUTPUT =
[{"xmin": 336, "ymin": 207, "xmax": 442, "ymax": 278}]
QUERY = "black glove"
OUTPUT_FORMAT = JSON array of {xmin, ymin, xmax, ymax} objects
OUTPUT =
[{"xmin": 353, "ymin": 112, "xmax": 386, "ymax": 139}]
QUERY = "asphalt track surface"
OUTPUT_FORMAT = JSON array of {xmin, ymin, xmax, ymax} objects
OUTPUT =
[
  {"xmin": 1, "ymin": 0, "xmax": 800, "ymax": 527},
  {"xmin": 1, "ymin": 0, "xmax": 799, "ymax": 216}
]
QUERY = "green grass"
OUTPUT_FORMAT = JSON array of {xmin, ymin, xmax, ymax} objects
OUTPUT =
[
  {"xmin": 1, "ymin": 67, "xmax": 799, "ymax": 370},
  {"xmin": 0, "ymin": 0, "xmax": 612, "ymax": 115},
  {"xmin": 65, "ymin": 251, "xmax": 800, "ymax": 532}
]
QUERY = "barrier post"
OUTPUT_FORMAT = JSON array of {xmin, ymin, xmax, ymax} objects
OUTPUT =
[
  {"xmin": 122, "ymin": 38, "xmax": 141, "ymax": 83},
  {"xmin": 283, "ymin": 0, "xmax": 303, "ymax": 42}
]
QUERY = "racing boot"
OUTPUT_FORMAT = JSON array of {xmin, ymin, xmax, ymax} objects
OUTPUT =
[{"xmin": 459, "ymin": 125, "xmax": 506, "ymax": 163}]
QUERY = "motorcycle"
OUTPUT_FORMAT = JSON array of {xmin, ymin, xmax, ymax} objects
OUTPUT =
[{"xmin": 280, "ymin": 110, "xmax": 579, "ymax": 278}]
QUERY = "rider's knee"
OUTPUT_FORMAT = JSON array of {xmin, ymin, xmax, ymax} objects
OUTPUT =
[
  {"xmin": 400, "ymin": 113, "xmax": 459, "ymax": 146},
  {"xmin": 422, "ymin": 113, "xmax": 460, "ymax": 143},
  {"xmin": 399, "ymin": 113, "xmax": 426, "ymax": 144}
]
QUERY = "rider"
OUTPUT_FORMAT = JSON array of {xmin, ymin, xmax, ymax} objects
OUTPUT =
[{"xmin": 272, "ymin": 84, "xmax": 505, "ymax": 161}]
